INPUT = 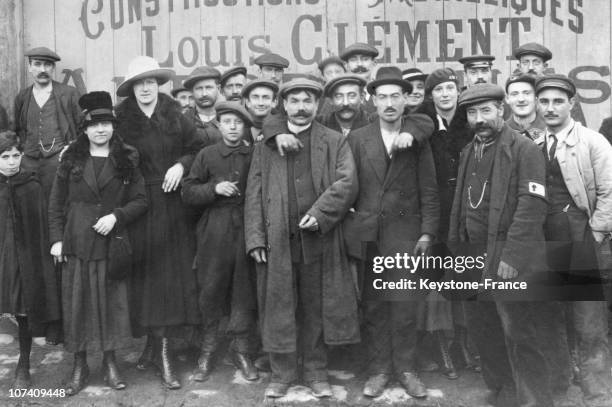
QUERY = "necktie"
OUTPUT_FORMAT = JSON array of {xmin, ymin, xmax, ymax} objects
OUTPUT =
[{"xmin": 548, "ymin": 134, "xmax": 557, "ymax": 161}]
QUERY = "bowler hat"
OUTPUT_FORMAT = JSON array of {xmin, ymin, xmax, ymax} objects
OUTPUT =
[
  {"xmin": 340, "ymin": 42, "xmax": 379, "ymax": 61},
  {"xmin": 254, "ymin": 53, "xmax": 289, "ymax": 69},
  {"xmin": 216, "ymin": 101, "xmax": 253, "ymax": 127},
  {"xmin": 79, "ymin": 91, "xmax": 116, "ymax": 125},
  {"xmin": 25, "ymin": 47, "xmax": 60, "ymax": 62},
  {"xmin": 117, "ymin": 56, "xmax": 174, "ymax": 97},
  {"xmin": 241, "ymin": 79, "xmax": 279, "ymax": 99},
  {"xmin": 513, "ymin": 42, "xmax": 553, "ymax": 62},
  {"xmin": 458, "ymin": 83, "xmax": 506, "ymax": 107},
  {"xmin": 279, "ymin": 78, "xmax": 323, "ymax": 99},
  {"xmin": 220, "ymin": 66, "xmax": 247, "ymax": 87},
  {"xmin": 535, "ymin": 74, "xmax": 576, "ymax": 98},
  {"xmin": 183, "ymin": 66, "xmax": 222, "ymax": 90},
  {"xmin": 323, "ymin": 74, "xmax": 366, "ymax": 97},
  {"xmin": 366, "ymin": 66, "xmax": 412, "ymax": 96}
]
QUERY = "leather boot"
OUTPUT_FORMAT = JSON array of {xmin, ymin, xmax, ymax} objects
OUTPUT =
[
  {"xmin": 157, "ymin": 337, "xmax": 180, "ymax": 389},
  {"xmin": 453, "ymin": 325, "xmax": 481, "ymax": 372},
  {"xmin": 66, "ymin": 352, "xmax": 89, "ymax": 396},
  {"xmin": 14, "ymin": 316, "xmax": 32, "ymax": 389},
  {"xmin": 193, "ymin": 331, "xmax": 217, "ymax": 382},
  {"xmin": 232, "ymin": 351, "xmax": 258, "ymax": 381},
  {"xmin": 103, "ymin": 351, "xmax": 126, "ymax": 390},
  {"xmin": 136, "ymin": 334, "xmax": 155, "ymax": 370},
  {"xmin": 436, "ymin": 330, "xmax": 458, "ymax": 380}
]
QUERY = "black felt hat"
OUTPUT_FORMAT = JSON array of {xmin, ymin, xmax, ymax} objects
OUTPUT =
[{"xmin": 79, "ymin": 91, "xmax": 116, "ymax": 125}]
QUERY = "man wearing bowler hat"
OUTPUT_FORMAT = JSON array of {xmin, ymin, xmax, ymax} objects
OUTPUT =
[
  {"xmin": 245, "ymin": 78, "xmax": 359, "ymax": 399},
  {"xmin": 14, "ymin": 46, "xmax": 82, "ymax": 198},
  {"xmin": 183, "ymin": 66, "xmax": 223, "ymax": 146},
  {"xmin": 220, "ymin": 66, "xmax": 247, "ymax": 102},
  {"xmin": 345, "ymin": 66, "xmax": 438, "ymax": 399},
  {"xmin": 254, "ymin": 52, "xmax": 289, "ymax": 85},
  {"xmin": 448, "ymin": 83, "xmax": 556, "ymax": 407}
]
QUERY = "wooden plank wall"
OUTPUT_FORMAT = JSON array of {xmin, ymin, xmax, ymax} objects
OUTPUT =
[{"xmin": 2, "ymin": 0, "xmax": 609, "ymax": 128}]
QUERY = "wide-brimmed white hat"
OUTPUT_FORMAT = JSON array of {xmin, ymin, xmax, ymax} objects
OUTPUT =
[{"xmin": 117, "ymin": 56, "xmax": 175, "ymax": 97}]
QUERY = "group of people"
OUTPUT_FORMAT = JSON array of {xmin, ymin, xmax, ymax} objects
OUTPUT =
[{"xmin": 1, "ymin": 38, "xmax": 611, "ymax": 407}]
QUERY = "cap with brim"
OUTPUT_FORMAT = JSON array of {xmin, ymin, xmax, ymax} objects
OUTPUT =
[
  {"xmin": 183, "ymin": 66, "xmax": 222, "ymax": 90},
  {"xmin": 505, "ymin": 74, "xmax": 536, "ymax": 92},
  {"xmin": 340, "ymin": 42, "xmax": 379, "ymax": 61},
  {"xmin": 458, "ymin": 55, "xmax": 495, "ymax": 68},
  {"xmin": 254, "ymin": 53, "xmax": 289, "ymax": 69},
  {"xmin": 318, "ymin": 56, "xmax": 345, "ymax": 72},
  {"xmin": 279, "ymin": 78, "xmax": 323, "ymax": 99},
  {"xmin": 323, "ymin": 74, "xmax": 366, "ymax": 97},
  {"xmin": 366, "ymin": 66, "xmax": 412, "ymax": 96},
  {"xmin": 25, "ymin": 47, "xmax": 60, "ymax": 62},
  {"xmin": 171, "ymin": 86, "xmax": 189, "ymax": 97},
  {"xmin": 220, "ymin": 67, "xmax": 247, "ymax": 87},
  {"xmin": 535, "ymin": 74, "xmax": 576, "ymax": 98},
  {"xmin": 513, "ymin": 42, "xmax": 552, "ymax": 62},
  {"xmin": 402, "ymin": 68, "xmax": 428, "ymax": 83},
  {"xmin": 215, "ymin": 101, "xmax": 253, "ymax": 127},
  {"xmin": 241, "ymin": 79, "xmax": 279, "ymax": 99},
  {"xmin": 79, "ymin": 91, "xmax": 116, "ymax": 125},
  {"xmin": 458, "ymin": 83, "xmax": 506, "ymax": 107},
  {"xmin": 117, "ymin": 56, "xmax": 174, "ymax": 97}
]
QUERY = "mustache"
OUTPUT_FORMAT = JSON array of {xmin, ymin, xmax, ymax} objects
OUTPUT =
[
  {"xmin": 384, "ymin": 107, "xmax": 397, "ymax": 113},
  {"xmin": 351, "ymin": 66, "xmax": 369, "ymax": 73},
  {"xmin": 37, "ymin": 73, "xmax": 50, "ymax": 78},
  {"xmin": 334, "ymin": 105, "xmax": 358, "ymax": 114},
  {"xmin": 227, "ymin": 95, "xmax": 241, "ymax": 101},
  {"xmin": 291, "ymin": 110, "xmax": 311, "ymax": 118},
  {"xmin": 475, "ymin": 78, "xmax": 486, "ymax": 84}
]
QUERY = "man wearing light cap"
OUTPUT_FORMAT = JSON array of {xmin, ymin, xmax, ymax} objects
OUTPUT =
[
  {"xmin": 245, "ymin": 78, "xmax": 359, "ymax": 399},
  {"xmin": 458, "ymin": 54, "xmax": 495, "ymax": 88},
  {"xmin": 183, "ymin": 66, "xmax": 223, "ymax": 146},
  {"xmin": 536, "ymin": 74, "xmax": 612, "ymax": 407},
  {"xmin": 340, "ymin": 42, "xmax": 379, "ymax": 114},
  {"xmin": 253, "ymin": 52, "xmax": 289, "ymax": 84},
  {"xmin": 449, "ymin": 83, "xmax": 556, "ymax": 407},
  {"xmin": 505, "ymin": 74, "xmax": 546, "ymax": 144},
  {"xmin": 220, "ymin": 67, "xmax": 247, "ymax": 102},
  {"xmin": 241, "ymin": 78, "xmax": 278, "ymax": 142},
  {"xmin": 402, "ymin": 68, "xmax": 427, "ymax": 114},
  {"xmin": 14, "ymin": 46, "xmax": 82, "ymax": 197}
]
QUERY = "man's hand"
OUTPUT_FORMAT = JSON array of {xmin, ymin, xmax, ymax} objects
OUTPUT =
[
  {"xmin": 298, "ymin": 214, "xmax": 319, "ymax": 231},
  {"xmin": 215, "ymin": 181, "xmax": 240, "ymax": 197},
  {"xmin": 391, "ymin": 132, "xmax": 414, "ymax": 152},
  {"xmin": 413, "ymin": 233, "xmax": 433, "ymax": 256},
  {"xmin": 93, "ymin": 214, "xmax": 117, "ymax": 236},
  {"xmin": 249, "ymin": 247, "xmax": 267, "ymax": 263},
  {"xmin": 497, "ymin": 260, "xmax": 518, "ymax": 280},
  {"xmin": 50, "ymin": 241, "xmax": 66, "ymax": 264},
  {"xmin": 275, "ymin": 133, "xmax": 303, "ymax": 156},
  {"xmin": 162, "ymin": 163, "xmax": 184, "ymax": 192}
]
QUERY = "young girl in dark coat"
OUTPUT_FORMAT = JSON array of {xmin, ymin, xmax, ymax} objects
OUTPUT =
[
  {"xmin": 48, "ymin": 91, "xmax": 147, "ymax": 395},
  {"xmin": 0, "ymin": 131, "xmax": 61, "ymax": 388}
]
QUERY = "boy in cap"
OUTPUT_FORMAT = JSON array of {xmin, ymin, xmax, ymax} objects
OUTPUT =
[
  {"xmin": 254, "ymin": 52, "xmax": 289, "ymax": 84},
  {"xmin": 242, "ymin": 79, "xmax": 279, "ymax": 143},
  {"xmin": 182, "ymin": 102, "xmax": 258, "ymax": 383},
  {"xmin": 220, "ymin": 67, "xmax": 247, "ymax": 102},
  {"xmin": 402, "ymin": 68, "xmax": 427, "ymax": 113},
  {"xmin": 536, "ymin": 74, "xmax": 612, "ymax": 407},
  {"xmin": 449, "ymin": 83, "xmax": 556, "ymax": 407},
  {"xmin": 318, "ymin": 56, "xmax": 346, "ymax": 83},
  {"xmin": 183, "ymin": 66, "xmax": 223, "ymax": 145}
]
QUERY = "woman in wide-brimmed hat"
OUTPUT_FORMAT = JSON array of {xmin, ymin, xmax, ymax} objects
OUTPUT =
[
  {"xmin": 115, "ymin": 56, "xmax": 204, "ymax": 389},
  {"xmin": 48, "ymin": 91, "xmax": 147, "ymax": 395}
]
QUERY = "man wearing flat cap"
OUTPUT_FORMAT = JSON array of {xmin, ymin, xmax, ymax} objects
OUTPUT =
[
  {"xmin": 242, "ymin": 79, "xmax": 278, "ymax": 143},
  {"xmin": 513, "ymin": 42, "xmax": 587, "ymax": 125},
  {"xmin": 458, "ymin": 54, "xmax": 495, "ymax": 88},
  {"xmin": 318, "ymin": 55, "xmax": 346, "ymax": 83},
  {"xmin": 245, "ymin": 78, "xmax": 359, "ymax": 399},
  {"xmin": 536, "ymin": 74, "xmax": 612, "ymax": 407},
  {"xmin": 14, "ymin": 46, "xmax": 82, "ymax": 198},
  {"xmin": 319, "ymin": 74, "xmax": 371, "ymax": 136},
  {"xmin": 340, "ymin": 42, "xmax": 379, "ymax": 114},
  {"xmin": 448, "ymin": 83, "xmax": 556, "ymax": 407},
  {"xmin": 171, "ymin": 86, "xmax": 194, "ymax": 114},
  {"xmin": 505, "ymin": 74, "xmax": 546, "ymax": 144},
  {"xmin": 345, "ymin": 66, "xmax": 438, "ymax": 399},
  {"xmin": 220, "ymin": 67, "xmax": 247, "ymax": 102},
  {"xmin": 183, "ymin": 66, "xmax": 223, "ymax": 146},
  {"xmin": 254, "ymin": 52, "xmax": 289, "ymax": 85}
]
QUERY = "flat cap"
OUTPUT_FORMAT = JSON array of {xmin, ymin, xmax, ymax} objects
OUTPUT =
[
  {"xmin": 220, "ymin": 66, "xmax": 247, "ymax": 86},
  {"xmin": 367, "ymin": 66, "xmax": 412, "ymax": 96},
  {"xmin": 279, "ymin": 78, "xmax": 323, "ymax": 99},
  {"xmin": 25, "ymin": 46, "xmax": 60, "ymax": 62},
  {"xmin": 505, "ymin": 74, "xmax": 536, "ymax": 92},
  {"xmin": 318, "ymin": 55, "xmax": 345, "ymax": 73},
  {"xmin": 402, "ymin": 68, "xmax": 428, "ymax": 83},
  {"xmin": 513, "ymin": 42, "xmax": 552, "ymax": 62},
  {"xmin": 535, "ymin": 74, "xmax": 576, "ymax": 97},
  {"xmin": 171, "ymin": 86, "xmax": 189, "ymax": 97},
  {"xmin": 253, "ymin": 53, "xmax": 289, "ymax": 69},
  {"xmin": 184, "ymin": 66, "xmax": 221, "ymax": 89},
  {"xmin": 323, "ymin": 74, "xmax": 366, "ymax": 97},
  {"xmin": 340, "ymin": 42, "xmax": 379, "ymax": 61},
  {"xmin": 458, "ymin": 54, "xmax": 495, "ymax": 68},
  {"xmin": 424, "ymin": 68, "xmax": 459, "ymax": 94},
  {"xmin": 458, "ymin": 83, "xmax": 506, "ymax": 107},
  {"xmin": 215, "ymin": 101, "xmax": 253, "ymax": 127},
  {"xmin": 241, "ymin": 78, "xmax": 279, "ymax": 98}
]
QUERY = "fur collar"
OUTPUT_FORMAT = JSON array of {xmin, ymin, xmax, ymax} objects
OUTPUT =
[{"xmin": 115, "ymin": 93, "xmax": 183, "ymax": 141}]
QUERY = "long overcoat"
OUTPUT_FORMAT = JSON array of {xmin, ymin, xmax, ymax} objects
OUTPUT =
[{"xmin": 244, "ymin": 121, "xmax": 360, "ymax": 353}]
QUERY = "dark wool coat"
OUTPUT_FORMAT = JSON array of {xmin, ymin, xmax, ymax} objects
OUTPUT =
[
  {"xmin": 319, "ymin": 106, "xmax": 373, "ymax": 134},
  {"xmin": 344, "ymin": 121, "xmax": 440, "ymax": 259},
  {"xmin": 183, "ymin": 107, "xmax": 223, "ymax": 147},
  {"xmin": 115, "ymin": 93, "xmax": 204, "ymax": 330},
  {"xmin": 448, "ymin": 125, "xmax": 548, "ymax": 282},
  {"xmin": 182, "ymin": 142, "xmax": 256, "ymax": 331},
  {"xmin": 48, "ymin": 138, "xmax": 148, "ymax": 261},
  {"xmin": 0, "ymin": 170, "xmax": 60, "ymax": 335},
  {"xmin": 14, "ymin": 81, "xmax": 82, "ymax": 148},
  {"xmin": 245, "ymin": 121, "xmax": 360, "ymax": 353}
]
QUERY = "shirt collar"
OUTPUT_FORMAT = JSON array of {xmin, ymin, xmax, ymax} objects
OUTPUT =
[
  {"xmin": 287, "ymin": 121, "xmax": 312, "ymax": 135},
  {"xmin": 436, "ymin": 114, "xmax": 447, "ymax": 131},
  {"xmin": 547, "ymin": 119, "xmax": 575, "ymax": 145}
]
